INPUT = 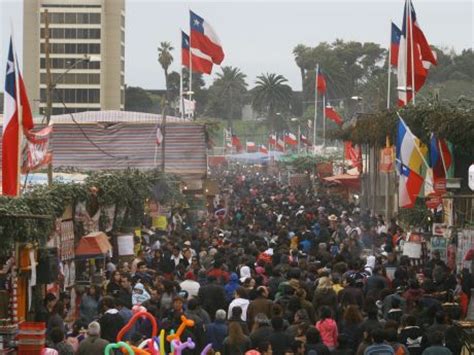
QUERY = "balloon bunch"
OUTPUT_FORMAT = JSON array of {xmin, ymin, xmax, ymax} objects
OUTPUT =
[{"xmin": 106, "ymin": 310, "xmax": 214, "ymax": 355}]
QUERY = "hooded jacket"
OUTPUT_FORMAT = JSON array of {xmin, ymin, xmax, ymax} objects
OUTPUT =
[
  {"xmin": 316, "ymin": 318, "xmax": 339, "ymax": 348},
  {"xmin": 132, "ymin": 283, "xmax": 151, "ymax": 305},
  {"xmin": 224, "ymin": 273, "xmax": 240, "ymax": 302}
]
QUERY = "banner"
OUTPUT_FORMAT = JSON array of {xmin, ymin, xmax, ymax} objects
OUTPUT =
[
  {"xmin": 21, "ymin": 125, "xmax": 53, "ymax": 173},
  {"xmin": 379, "ymin": 146, "xmax": 394, "ymax": 172}
]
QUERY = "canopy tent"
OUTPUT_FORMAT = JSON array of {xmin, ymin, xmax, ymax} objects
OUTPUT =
[
  {"xmin": 324, "ymin": 173, "xmax": 361, "ymax": 190},
  {"xmin": 75, "ymin": 232, "xmax": 112, "ymax": 259}
]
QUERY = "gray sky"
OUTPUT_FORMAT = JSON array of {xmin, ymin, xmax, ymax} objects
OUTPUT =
[{"xmin": 1, "ymin": 0, "xmax": 473, "ymax": 91}]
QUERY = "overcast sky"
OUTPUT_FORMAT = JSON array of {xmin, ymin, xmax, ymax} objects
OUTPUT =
[{"xmin": 1, "ymin": 0, "xmax": 473, "ymax": 91}]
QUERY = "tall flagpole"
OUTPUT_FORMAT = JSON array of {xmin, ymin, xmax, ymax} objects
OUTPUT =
[
  {"xmin": 313, "ymin": 63, "xmax": 319, "ymax": 149},
  {"xmin": 387, "ymin": 20, "xmax": 392, "ymax": 110},
  {"xmin": 11, "ymin": 26, "xmax": 23, "ymax": 196},
  {"xmin": 188, "ymin": 11, "xmax": 193, "ymax": 118},
  {"xmin": 322, "ymin": 94, "xmax": 326, "ymax": 146},
  {"xmin": 408, "ymin": 0, "xmax": 416, "ymax": 105},
  {"xmin": 180, "ymin": 32, "xmax": 184, "ymax": 119}
]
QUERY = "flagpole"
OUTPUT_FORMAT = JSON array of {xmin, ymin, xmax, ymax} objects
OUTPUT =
[
  {"xmin": 387, "ymin": 20, "xmax": 392, "ymax": 110},
  {"xmin": 11, "ymin": 26, "xmax": 22, "ymax": 196},
  {"xmin": 438, "ymin": 139, "xmax": 448, "ymax": 178},
  {"xmin": 404, "ymin": 0, "xmax": 409, "ymax": 105},
  {"xmin": 180, "ymin": 30, "xmax": 184, "ymax": 119},
  {"xmin": 188, "ymin": 11, "xmax": 193, "ymax": 117},
  {"xmin": 397, "ymin": 113, "xmax": 430, "ymax": 169},
  {"xmin": 322, "ymin": 95, "xmax": 326, "ymax": 146},
  {"xmin": 408, "ymin": 0, "xmax": 416, "ymax": 105},
  {"xmin": 313, "ymin": 63, "xmax": 319, "ymax": 150}
]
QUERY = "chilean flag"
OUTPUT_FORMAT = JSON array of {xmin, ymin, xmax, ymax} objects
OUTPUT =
[
  {"xmin": 316, "ymin": 68, "xmax": 327, "ymax": 94},
  {"xmin": 181, "ymin": 31, "xmax": 213, "ymax": 74},
  {"xmin": 231, "ymin": 134, "xmax": 243, "ymax": 152},
  {"xmin": 2, "ymin": 37, "xmax": 34, "ymax": 196},
  {"xmin": 268, "ymin": 134, "xmax": 277, "ymax": 146},
  {"xmin": 246, "ymin": 141, "xmax": 256, "ymax": 152},
  {"xmin": 399, "ymin": 163, "xmax": 424, "ymax": 208},
  {"xmin": 156, "ymin": 127, "xmax": 163, "ymax": 146},
  {"xmin": 325, "ymin": 106, "xmax": 343, "ymax": 126},
  {"xmin": 391, "ymin": 22, "xmax": 402, "ymax": 66},
  {"xmin": 284, "ymin": 132, "xmax": 297, "ymax": 146},
  {"xmin": 397, "ymin": 0, "xmax": 437, "ymax": 106},
  {"xmin": 190, "ymin": 11, "xmax": 224, "ymax": 65},
  {"xmin": 276, "ymin": 138, "xmax": 285, "ymax": 152},
  {"xmin": 259, "ymin": 145, "xmax": 268, "ymax": 154}
]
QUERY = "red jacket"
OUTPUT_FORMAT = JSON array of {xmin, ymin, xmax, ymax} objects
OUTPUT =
[{"xmin": 316, "ymin": 318, "xmax": 338, "ymax": 348}]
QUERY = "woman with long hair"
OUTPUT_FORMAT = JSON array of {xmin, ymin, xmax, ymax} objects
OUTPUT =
[
  {"xmin": 80, "ymin": 285, "xmax": 101, "ymax": 324},
  {"xmin": 313, "ymin": 276, "xmax": 338, "ymax": 319},
  {"xmin": 223, "ymin": 322, "xmax": 251, "ymax": 355},
  {"xmin": 339, "ymin": 305, "xmax": 363, "ymax": 351}
]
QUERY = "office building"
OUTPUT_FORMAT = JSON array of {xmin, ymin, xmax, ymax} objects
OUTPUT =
[{"xmin": 23, "ymin": 0, "xmax": 125, "ymax": 115}]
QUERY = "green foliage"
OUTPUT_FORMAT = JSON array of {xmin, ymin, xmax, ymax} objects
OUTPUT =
[
  {"xmin": 205, "ymin": 66, "xmax": 248, "ymax": 121},
  {"xmin": 124, "ymin": 86, "xmax": 154, "ymax": 112},
  {"xmin": 0, "ymin": 170, "xmax": 183, "ymax": 253},
  {"xmin": 251, "ymin": 73, "xmax": 293, "ymax": 131},
  {"xmin": 157, "ymin": 41, "xmax": 174, "ymax": 99},
  {"xmin": 397, "ymin": 199, "xmax": 433, "ymax": 229},
  {"xmin": 279, "ymin": 154, "xmax": 334, "ymax": 173}
]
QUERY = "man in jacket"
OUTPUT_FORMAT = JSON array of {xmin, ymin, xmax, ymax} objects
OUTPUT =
[
  {"xmin": 77, "ymin": 321, "xmax": 109, "ymax": 355},
  {"xmin": 197, "ymin": 276, "xmax": 227, "ymax": 321},
  {"xmin": 98, "ymin": 296, "xmax": 125, "ymax": 343},
  {"xmin": 247, "ymin": 286, "xmax": 273, "ymax": 329}
]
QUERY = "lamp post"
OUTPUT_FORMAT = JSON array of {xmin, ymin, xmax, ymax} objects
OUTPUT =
[{"xmin": 45, "ymin": 54, "xmax": 100, "ymax": 185}]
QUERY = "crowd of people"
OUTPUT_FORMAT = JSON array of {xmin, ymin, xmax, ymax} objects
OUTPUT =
[{"xmin": 36, "ymin": 167, "xmax": 473, "ymax": 355}]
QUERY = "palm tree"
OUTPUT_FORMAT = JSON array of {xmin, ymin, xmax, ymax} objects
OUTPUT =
[
  {"xmin": 293, "ymin": 44, "xmax": 311, "ymax": 93},
  {"xmin": 252, "ymin": 73, "xmax": 292, "ymax": 131},
  {"xmin": 207, "ymin": 66, "xmax": 247, "ymax": 122},
  {"xmin": 157, "ymin": 41, "xmax": 174, "ymax": 100}
]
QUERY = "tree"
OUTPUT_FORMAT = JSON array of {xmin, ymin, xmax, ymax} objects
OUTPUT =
[
  {"xmin": 124, "ymin": 86, "xmax": 153, "ymax": 112},
  {"xmin": 252, "ymin": 73, "xmax": 293, "ymax": 131},
  {"xmin": 206, "ymin": 66, "xmax": 248, "ymax": 122},
  {"xmin": 157, "ymin": 41, "xmax": 174, "ymax": 100},
  {"xmin": 293, "ymin": 45, "xmax": 314, "ymax": 98}
]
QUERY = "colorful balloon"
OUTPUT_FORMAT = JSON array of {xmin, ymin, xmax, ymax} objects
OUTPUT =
[
  {"xmin": 166, "ymin": 315, "xmax": 195, "ymax": 343},
  {"xmin": 104, "ymin": 341, "xmax": 134, "ymax": 355}
]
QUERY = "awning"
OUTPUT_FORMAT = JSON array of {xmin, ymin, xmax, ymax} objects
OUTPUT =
[
  {"xmin": 75, "ymin": 232, "xmax": 112, "ymax": 259},
  {"xmin": 324, "ymin": 173, "xmax": 361, "ymax": 190}
]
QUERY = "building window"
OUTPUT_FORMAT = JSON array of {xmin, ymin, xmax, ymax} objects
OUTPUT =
[
  {"xmin": 90, "ymin": 13, "xmax": 101, "ymax": 24},
  {"xmin": 65, "ymin": 13, "xmax": 76, "ymax": 24}
]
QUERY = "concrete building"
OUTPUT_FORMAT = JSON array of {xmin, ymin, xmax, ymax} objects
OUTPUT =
[{"xmin": 23, "ymin": 0, "xmax": 125, "ymax": 115}]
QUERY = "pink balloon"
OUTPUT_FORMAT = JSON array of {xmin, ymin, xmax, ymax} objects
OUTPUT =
[
  {"xmin": 200, "ymin": 343, "xmax": 213, "ymax": 355},
  {"xmin": 171, "ymin": 338, "xmax": 195, "ymax": 355}
]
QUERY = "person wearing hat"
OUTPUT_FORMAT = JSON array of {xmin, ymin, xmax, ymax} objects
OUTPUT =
[{"xmin": 76, "ymin": 321, "xmax": 109, "ymax": 355}]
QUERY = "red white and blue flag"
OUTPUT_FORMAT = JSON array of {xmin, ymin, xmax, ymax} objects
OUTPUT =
[
  {"xmin": 325, "ymin": 106, "xmax": 343, "ymax": 126},
  {"xmin": 390, "ymin": 22, "xmax": 402, "ymax": 66},
  {"xmin": 2, "ymin": 37, "xmax": 34, "ymax": 196},
  {"xmin": 276, "ymin": 138, "xmax": 285, "ymax": 152},
  {"xmin": 397, "ymin": 0, "xmax": 437, "ymax": 106},
  {"xmin": 231, "ymin": 134, "xmax": 243, "ymax": 152},
  {"xmin": 284, "ymin": 132, "xmax": 297, "ymax": 146},
  {"xmin": 181, "ymin": 31, "xmax": 213, "ymax": 74},
  {"xmin": 399, "ymin": 163, "xmax": 424, "ymax": 208},
  {"xmin": 268, "ymin": 134, "xmax": 277, "ymax": 146},
  {"xmin": 246, "ymin": 141, "xmax": 256, "ymax": 153},
  {"xmin": 190, "ymin": 11, "xmax": 224, "ymax": 65}
]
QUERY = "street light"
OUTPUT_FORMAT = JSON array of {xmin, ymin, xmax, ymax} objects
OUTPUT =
[{"xmin": 45, "ymin": 54, "xmax": 100, "ymax": 185}]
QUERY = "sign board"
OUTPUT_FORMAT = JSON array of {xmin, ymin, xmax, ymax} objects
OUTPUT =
[
  {"xmin": 403, "ymin": 241, "xmax": 422, "ymax": 258},
  {"xmin": 379, "ymin": 147, "xmax": 394, "ymax": 172},
  {"xmin": 430, "ymin": 236, "xmax": 448, "ymax": 262},
  {"xmin": 117, "ymin": 234, "xmax": 134, "ymax": 256},
  {"xmin": 469, "ymin": 164, "xmax": 474, "ymax": 191},
  {"xmin": 433, "ymin": 223, "xmax": 448, "ymax": 237},
  {"xmin": 426, "ymin": 195, "xmax": 442, "ymax": 209}
]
